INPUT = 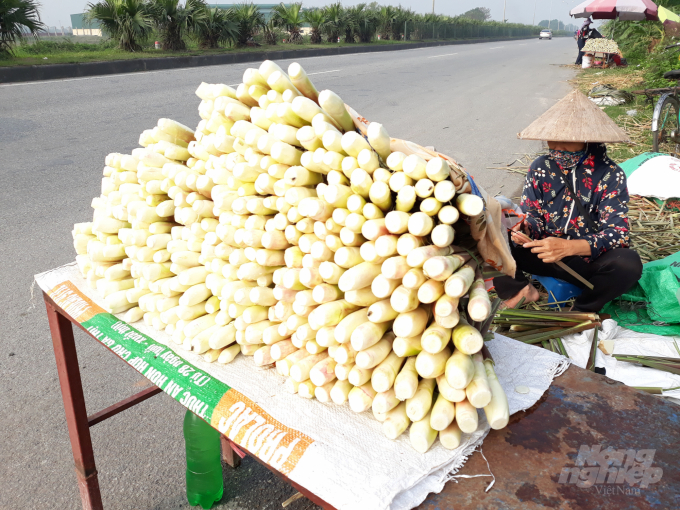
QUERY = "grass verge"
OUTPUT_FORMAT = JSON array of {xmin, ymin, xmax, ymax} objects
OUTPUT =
[
  {"xmin": 570, "ymin": 65, "xmax": 654, "ymax": 162},
  {"xmin": 0, "ymin": 35, "xmax": 540, "ymax": 68}
]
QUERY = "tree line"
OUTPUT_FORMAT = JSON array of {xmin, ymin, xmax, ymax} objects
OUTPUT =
[{"xmin": 0, "ymin": 0, "xmax": 543, "ymax": 57}]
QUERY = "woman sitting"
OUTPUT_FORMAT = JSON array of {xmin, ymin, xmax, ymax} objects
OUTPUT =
[{"xmin": 493, "ymin": 90, "xmax": 642, "ymax": 312}]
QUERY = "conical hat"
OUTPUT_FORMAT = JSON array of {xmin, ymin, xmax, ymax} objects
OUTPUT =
[{"xmin": 518, "ymin": 90, "xmax": 631, "ymax": 143}]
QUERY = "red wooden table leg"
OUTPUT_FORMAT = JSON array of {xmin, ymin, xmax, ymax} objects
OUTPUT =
[
  {"xmin": 221, "ymin": 435, "xmax": 242, "ymax": 469},
  {"xmin": 46, "ymin": 297, "xmax": 104, "ymax": 510}
]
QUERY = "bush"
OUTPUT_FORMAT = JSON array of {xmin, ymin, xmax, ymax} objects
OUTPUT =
[{"xmin": 21, "ymin": 38, "xmax": 113, "ymax": 54}]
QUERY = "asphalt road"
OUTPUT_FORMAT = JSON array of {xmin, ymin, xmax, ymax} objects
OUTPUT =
[{"xmin": 0, "ymin": 37, "xmax": 576, "ymax": 510}]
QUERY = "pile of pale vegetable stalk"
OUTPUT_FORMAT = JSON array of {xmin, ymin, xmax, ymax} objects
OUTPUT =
[{"xmin": 71, "ymin": 60, "xmax": 510, "ymax": 453}]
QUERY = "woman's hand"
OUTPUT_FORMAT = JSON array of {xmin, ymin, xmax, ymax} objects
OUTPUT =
[{"xmin": 523, "ymin": 237, "xmax": 574, "ymax": 263}]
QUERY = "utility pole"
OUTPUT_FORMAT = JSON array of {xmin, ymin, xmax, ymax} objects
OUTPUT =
[
  {"xmin": 503, "ymin": 0, "xmax": 507, "ymax": 23},
  {"xmin": 432, "ymin": 0, "xmax": 435, "ymax": 14},
  {"xmin": 548, "ymin": 0, "xmax": 554, "ymax": 29},
  {"xmin": 533, "ymin": 0, "xmax": 537, "ymax": 25}
]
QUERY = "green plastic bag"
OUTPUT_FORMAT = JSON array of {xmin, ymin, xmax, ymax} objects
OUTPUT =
[{"xmin": 602, "ymin": 255, "xmax": 680, "ymax": 335}]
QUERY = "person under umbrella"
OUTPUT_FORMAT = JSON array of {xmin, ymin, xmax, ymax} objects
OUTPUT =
[
  {"xmin": 575, "ymin": 18, "xmax": 602, "ymax": 65},
  {"xmin": 493, "ymin": 90, "xmax": 642, "ymax": 312}
]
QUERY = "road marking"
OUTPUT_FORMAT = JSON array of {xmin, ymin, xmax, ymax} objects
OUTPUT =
[
  {"xmin": 489, "ymin": 46, "xmax": 505, "ymax": 49},
  {"xmin": 308, "ymin": 69, "xmax": 341, "ymax": 75},
  {"xmin": 427, "ymin": 53, "xmax": 458, "ymax": 59}
]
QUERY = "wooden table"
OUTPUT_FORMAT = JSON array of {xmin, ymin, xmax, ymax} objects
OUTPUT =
[{"xmin": 45, "ymin": 291, "xmax": 678, "ymax": 510}]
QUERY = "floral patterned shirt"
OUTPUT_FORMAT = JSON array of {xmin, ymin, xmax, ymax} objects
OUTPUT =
[{"xmin": 520, "ymin": 145, "xmax": 630, "ymax": 261}]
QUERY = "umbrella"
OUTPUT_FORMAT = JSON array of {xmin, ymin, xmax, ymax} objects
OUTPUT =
[
  {"xmin": 659, "ymin": 5, "xmax": 680, "ymax": 23},
  {"xmin": 570, "ymin": 0, "xmax": 659, "ymax": 21}
]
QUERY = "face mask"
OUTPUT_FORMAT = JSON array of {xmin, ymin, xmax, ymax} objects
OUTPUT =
[{"xmin": 549, "ymin": 149, "xmax": 586, "ymax": 171}]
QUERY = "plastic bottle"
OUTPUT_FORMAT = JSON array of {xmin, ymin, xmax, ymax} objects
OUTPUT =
[{"xmin": 184, "ymin": 409, "xmax": 223, "ymax": 509}]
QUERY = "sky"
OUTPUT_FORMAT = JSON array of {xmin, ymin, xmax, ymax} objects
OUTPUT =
[{"xmin": 38, "ymin": 0, "xmax": 582, "ymax": 29}]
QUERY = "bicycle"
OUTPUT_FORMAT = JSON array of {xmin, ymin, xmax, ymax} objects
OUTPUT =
[{"xmin": 645, "ymin": 43, "xmax": 680, "ymax": 155}]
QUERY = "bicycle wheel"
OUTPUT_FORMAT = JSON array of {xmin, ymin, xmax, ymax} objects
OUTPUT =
[{"xmin": 653, "ymin": 94, "xmax": 680, "ymax": 155}]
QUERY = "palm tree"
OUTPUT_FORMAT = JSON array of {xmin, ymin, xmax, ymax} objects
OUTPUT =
[
  {"xmin": 322, "ymin": 2, "xmax": 346, "ymax": 43},
  {"xmin": 350, "ymin": 4, "xmax": 376, "ymax": 43},
  {"xmin": 149, "ymin": 0, "xmax": 205, "ymax": 51},
  {"xmin": 303, "ymin": 8, "xmax": 326, "ymax": 44},
  {"xmin": 272, "ymin": 2, "xmax": 304, "ymax": 44},
  {"xmin": 193, "ymin": 6, "xmax": 238, "ymax": 48},
  {"xmin": 377, "ymin": 5, "xmax": 396, "ymax": 40},
  {"xmin": 86, "ymin": 0, "xmax": 153, "ymax": 52},
  {"xmin": 261, "ymin": 18, "xmax": 278, "ymax": 45},
  {"xmin": 0, "ymin": 0, "xmax": 45, "ymax": 56},
  {"xmin": 391, "ymin": 6, "xmax": 413, "ymax": 41},
  {"xmin": 231, "ymin": 2, "xmax": 264, "ymax": 47}
]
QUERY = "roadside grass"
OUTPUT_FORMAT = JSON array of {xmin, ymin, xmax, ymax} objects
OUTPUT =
[
  {"xmin": 0, "ymin": 34, "xmax": 543, "ymax": 68},
  {"xmin": 570, "ymin": 65, "xmax": 655, "ymax": 162}
]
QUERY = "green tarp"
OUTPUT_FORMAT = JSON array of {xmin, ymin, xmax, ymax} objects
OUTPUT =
[{"xmin": 602, "ymin": 253, "xmax": 680, "ymax": 335}]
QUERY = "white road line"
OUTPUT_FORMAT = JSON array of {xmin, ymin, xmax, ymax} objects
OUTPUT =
[
  {"xmin": 427, "ymin": 53, "xmax": 458, "ymax": 59},
  {"xmin": 308, "ymin": 69, "xmax": 341, "ymax": 75},
  {"xmin": 489, "ymin": 46, "xmax": 505, "ymax": 50}
]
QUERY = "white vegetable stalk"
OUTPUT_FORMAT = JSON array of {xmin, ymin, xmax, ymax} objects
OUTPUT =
[
  {"xmin": 455, "ymin": 193, "xmax": 484, "ymax": 217},
  {"xmin": 417, "ymin": 279, "xmax": 444, "ymax": 304},
  {"xmin": 354, "ymin": 335, "xmax": 393, "ymax": 368},
  {"xmin": 392, "ymin": 307, "xmax": 429, "ymax": 338},
  {"xmin": 318, "ymin": 90, "xmax": 355, "ymax": 132},
  {"xmin": 465, "ymin": 353, "xmax": 492, "ymax": 408},
  {"xmin": 436, "ymin": 374, "xmax": 466, "ymax": 402},
  {"xmin": 371, "ymin": 351, "xmax": 404, "ymax": 393},
  {"xmin": 421, "ymin": 324, "xmax": 452, "ymax": 354},
  {"xmin": 406, "ymin": 377, "xmax": 435, "ymax": 422},
  {"xmin": 402, "ymin": 155, "xmax": 427, "ymax": 180},
  {"xmin": 415, "ymin": 345, "xmax": 451, "ymax": 379},
  {"xmin": 402, "ymin": 268, "xmax": 427, "ymax": 290},
  {"xmin": 396, "ymin": 234, "xmax": 423, "ymax": 257},
  {"xmin": 366, "ymin": 123, "xmax": 391, "ymax": 160},
  {"xmin": 348, "ymin": 365, "xmax": 373, "ymax": 386},
  {"xmin": 330, "ymin": 379, "xmax": 353, "ymax": 404},
  {"xmin": 452, "ymin": 322, "xmax": 483, "ymax": 355},
  {"xmin": 310, "ymin": 357, "xmax": 337, "ymax": 386},
  {"xmin": 410, "ymin": 412, "xmax": 438, "ymax": 453},
  {"xmin": 423, "ymin": 255, "xmax": 469, "ymax": 282},
  {"xmin": 348, "ymin": 383, "xmax": 377, "ymax": 413},
  {"xmin": 392, "ymin": 334, "xmax": 422, "ymax": 357},
  {"xmin": 467, "ymin": 278, "xmax": 491, "ymax": 322},
  {"xmin": 332, "ymin": 307, "xmax": 366, "ymax": 344},
  {"xmin": 371, "ymin": 275, "xmax": 400, "ymax": 299},
  {"xmin": 288, "ymin": 63, "xmax": 319, "ymax": 102},
  {"xmin": 367, "ymin": 299, "xmax": 398, "ymax": 323},
  {"xmin": 444, "ymin": 263, "xmax": 476, "ymax": 298},
  {"xmin": 439, "ymin": 421, "xmax": 463, "ymax": 449},
  {"xmin": 350, "ymin": 321, "xmax": 392, "ymax": 350},
  {"xmin": 455, "ymin": 398, "xmax": 479, "ymax": 434},
  {"xmin": 390, "ymin": 285, "xmax": 419, "ymax": 314},
  {"xmin": 483, "ymin": 360, "xmax": 510, "ymax": 430},
  {"xmin": 445, "ymin": 349, "xmax": 475, "ymax": 389}
]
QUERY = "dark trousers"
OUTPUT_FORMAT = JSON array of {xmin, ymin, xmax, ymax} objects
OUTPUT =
[
  {"xmin": 493, "ymin": 243, "xmax": 643, "ymax": 312},
  {"xmin": 575, "ymin": 38, "xmax": 586, "ymax": 65}
]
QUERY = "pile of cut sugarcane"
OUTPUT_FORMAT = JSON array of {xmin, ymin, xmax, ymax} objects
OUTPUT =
[
  {"xmin": 71, "ymin": 60, "xmax": 510, "ymax": 453},
  {"xmin": 492, "ymin": 308, "xmax": 602, "ymax": 357}
]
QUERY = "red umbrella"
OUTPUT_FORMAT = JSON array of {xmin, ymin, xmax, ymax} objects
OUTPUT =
[{"xmin": 570, "ymin": 0, "xmax": 659, "ymax": 21}]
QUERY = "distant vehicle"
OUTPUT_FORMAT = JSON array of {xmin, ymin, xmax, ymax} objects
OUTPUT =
[{"xmin": 539, "ymin": 29, "xmax": 552, "ymax": 40}]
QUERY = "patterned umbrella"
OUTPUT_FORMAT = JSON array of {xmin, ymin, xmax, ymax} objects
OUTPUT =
[{"xmin": 570, "ymin": 0, "xmax": 659, "ymax": 21}]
